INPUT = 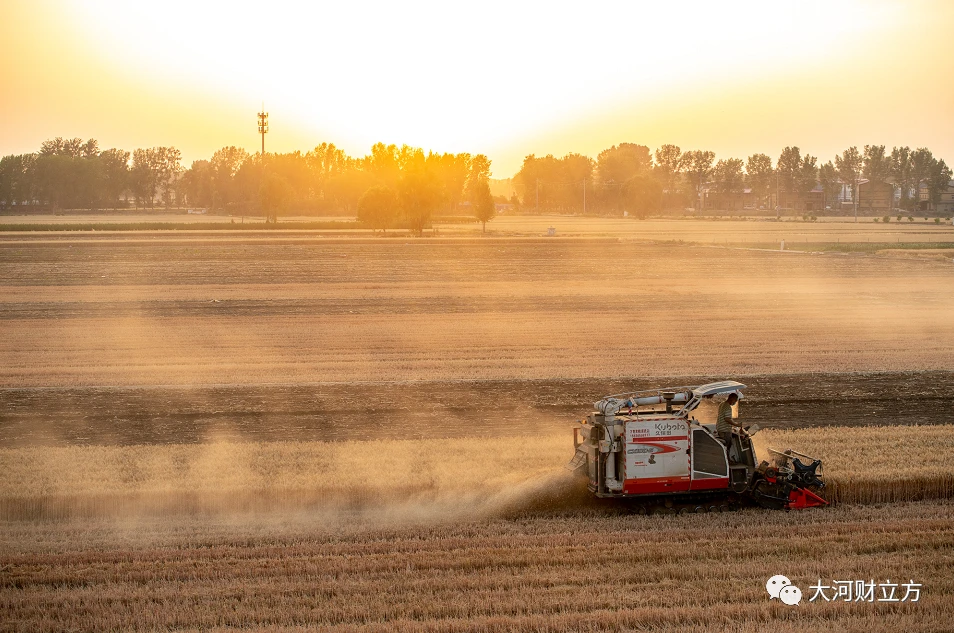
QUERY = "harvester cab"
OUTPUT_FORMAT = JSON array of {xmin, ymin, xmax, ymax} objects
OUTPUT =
[{"xmin": 568, "ymin": 381, "xmax": 828, "ymax": 512}]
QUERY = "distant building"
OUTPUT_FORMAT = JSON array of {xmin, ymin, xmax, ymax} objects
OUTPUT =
[
  {"xmin": 936, "ymin": 180, "xmax": 954, "ymax": 215},
  {"xmin": 857, "ymin": 179, "xmax": 894, "ymax": 213},
  {"xmin": 702, "ymin": 187, "xmax": 761, "ymax": 211},
  {"xmin": 775, "ymin": 186, "xmax": 825, "ymax": 213}
]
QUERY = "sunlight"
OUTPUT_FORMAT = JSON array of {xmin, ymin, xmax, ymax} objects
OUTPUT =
[{"xmin": 67, "ymin": 0, "xmax": 896, "ymax": 160}]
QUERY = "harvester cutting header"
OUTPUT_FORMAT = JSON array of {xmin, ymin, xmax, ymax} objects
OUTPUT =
[{"xmin": 567, "ymin": 381, "xmax": 827, "ymax": 512}]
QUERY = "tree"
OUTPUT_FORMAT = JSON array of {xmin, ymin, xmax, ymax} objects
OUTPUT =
[
  {"xmin": 398, "ymin": 151, "xmax": 441, "ymax": 235},
  {"xmin": 471, "ymin": 179, "xmax": 495, "ymax": 232},
  {"xmin": 39, "ymin": 138, "xmax": 65, "ymax": 156},
  {"xmin": 209, "ymin": 146, "xmax": 249, "ymax": 210},
  {"xmin": 597, "ymin": 143, "xmax": 652, "ymax": 185},
  {"xmin": 431, "ymin": 152, "xmax": 471, "ymax": 213},
  {"xmin": 624, "ymin": 173, "xmax": 662, "ymax": 218},
  {"xmin": 154, "ymin": 147, "xmax": 183, "ymax": 208},
  {"xmin": 465, "ymin": 154, "xmax": 491, "ymax": 201},
  {"xmin": 862, "ymin": 144, "xmax": 891, "ymax": 213},
  {"xmin": 712, "ymin": 158, "xmax": 744, "ymax": 210},
  {"xmin": 797, "ymin": 154, "xmax": 818, "ymax": 198},
  {"xmin": 910, "ymin": 148, "xmax": 936, "ymax": 212},
  {"xmin": 0, "ymin": 154, "xmax": 32, "ymax": 208},
  {"xmin": 62, "ymin": 138, "xmax": 83, "ymax": 158},
  {"xmin": 776, "ymin": 147, "xmax": 816, "ymax": 212},
  {"xmin": 835, "ymin": 146, "xmax": 862, "ymax": 218},
  {"xmin": 99, "ymin": 149, "xmax": 129, "ymax": 208},
  {"xmin": 81, "ymin": 139, "xmax": 99, "ymax": 159},
  {"xmin": 181, "ymin": 159, "xmax": 213, "ymax": 209},
  {"xmin": 653, "ymin": 144, "xmax": 682, "ymax": 209},
  {"xmin": 863, "ymin": 145, "xmax": 890, "ymax": 183},
  {"xmin": 889, "ymin": 146, "xmax": 912, "ymax": 211},
  {"xmin": 927, "ymin": 159, "xmax": 952, "ymax": 207},
  {"xmin": 130, "ymin": 148, "xmax": 168, "ymax": 208},
  {"xmin": 260, "ymin": 172, "xmax": 291, "ymax": 222},
  {"xmin": 745, "ymin": 153, "xmax": 774, "ymax": 210},
  {"xmin": 682, "ymin": 150, "xmax": 715, "ymax": 212},
  {"xmin": 776, "ymin": 147, "xmax": 802, "ymax": 195},
  {"xmin": 357, "ymin": 185, "xmax": 399, "ymax": 232},
  {"xmin": 818, "ymin": 161, "xmax": 839, "ymax": 212}
]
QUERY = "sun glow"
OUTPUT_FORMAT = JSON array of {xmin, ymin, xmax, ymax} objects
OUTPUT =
[
  {"xmin": 5, "ymin": 1, "xmax": 950, "ymax": 175},
  {"xmin": 63, "ymin": 1, "xmax": 899, "ymax": 168}
]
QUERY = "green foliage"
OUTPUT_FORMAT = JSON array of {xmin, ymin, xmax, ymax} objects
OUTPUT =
[
  {"xmin": 745, "ymin": 153, "xmax": 774, "ymax": 208},
  {"xmin": 471, "ymin": 180, "xmax": 496, "ymax": 232},
  {"xmin": 624, "ymin": 174, "xmax": 662, "ymax": 218},
  {"xmin": 260, "ymin": 173, "xmax": 291, "ymax": 223},
  {"xmin": 835, "ymin": 146, "xmax": 862, "ymax": 191},
  {"xmin": 682, "ymin": 150, "xmax": 716, "ymax": 210},
  {"xmin": 398, "ymin": 153, "xmax": 442, "ymax": 235},
  {"xmin": 654, "ymin": 144, "xmax": 683, "ymax": 210},
  {"xmin": 357, "ymin": 185, "xmax": 399, "ymax": 232},
  {"xmin": 597, "ymin": 143, "xmax": 652, "ymax": 185},
  {"xmin": 713, "ymin": 158, "xmax": 744, "ymax": 195},
  {"xmin": 883, "ymin": 215, "xmax": 891, "ymax": 223},
  {"xmin": 818, "ymin": 161, "xmax": 839, "ymax": 209}
]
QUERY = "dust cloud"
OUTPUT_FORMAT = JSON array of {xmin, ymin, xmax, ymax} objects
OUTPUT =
[{"xmin": 0, "ymin": 432, "xmax": 590, "ymax": 533}]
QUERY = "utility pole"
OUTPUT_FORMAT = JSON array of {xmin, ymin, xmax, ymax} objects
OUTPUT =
[
  {"xmin": 582, "ymin": 179, "xmax": 586, "ymax": 215},
  {"xmin": 776, "ymin": 168, "xmax": 780, "ymax": 220},
  {"xmin": 854, "ymin": 177, "xmax": 859, "ymax": 223},
  {"xmin": 257, "ymin": 105, "xmax": 269, "ymax": 221},
  {"xmin": 535, "ymin": 179, "xmax": 539, "ymax": 213}
]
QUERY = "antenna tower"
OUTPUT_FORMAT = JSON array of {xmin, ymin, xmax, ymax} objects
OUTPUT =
[{"xmin": 257, "ymin": 106, "xmax": 269, "ymax": 156}]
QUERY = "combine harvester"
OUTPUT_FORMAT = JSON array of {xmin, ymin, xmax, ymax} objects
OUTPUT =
[{"xmin": 567, "ymin": 381, "xmax": 827, "ymax": 512}]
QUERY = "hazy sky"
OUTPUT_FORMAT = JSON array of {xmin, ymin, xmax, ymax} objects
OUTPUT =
[{"xmin": 2, "ymin": 0, "xmax": 952, "ymax": 177}]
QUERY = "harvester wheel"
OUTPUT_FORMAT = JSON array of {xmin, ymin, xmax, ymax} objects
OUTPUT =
[
  {"xmin": 707, "ymin": 505, "xmax": 719, "ymax": 513},
  {"xmin": 694, "ymin": 506, "xmax": 706, "ymax": 513},
  {"xmin": 677, "ymin": 507, "xmax": 691, "ymax": 515}
]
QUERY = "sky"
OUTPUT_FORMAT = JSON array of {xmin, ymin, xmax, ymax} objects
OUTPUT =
[{"xmin": 1, "ymin": 0, "xmax": 952, "ymax": 177}]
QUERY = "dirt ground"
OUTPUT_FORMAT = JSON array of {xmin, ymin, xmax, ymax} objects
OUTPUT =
[
  {"xmin": 2, "ymin": 236, "xmax": 953, "ymax": 389},
  {"xmin": 2, "ymin": 230, "xmax": 952, "ymax": 632},
  {"xmin": 2, "ymin": 371, "xmax": 952, "ymax": 447}
]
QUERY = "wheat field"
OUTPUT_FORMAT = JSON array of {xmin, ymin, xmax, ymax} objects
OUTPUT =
[
  {"xmin": 2, "ymin": 231, "xmax": 953, "ymax": 631},
  {"xmin": 3, "ymin": 427, "xmax": 953, "ymax": 632},
  {"xmin": 2, "ymin": 425, "xmax": 952, "ymax": 524}
]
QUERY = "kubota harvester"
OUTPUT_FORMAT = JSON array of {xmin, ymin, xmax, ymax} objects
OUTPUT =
[{"xmin": 567, "ymin": 381, "xmax": 827, "ymax": 512}]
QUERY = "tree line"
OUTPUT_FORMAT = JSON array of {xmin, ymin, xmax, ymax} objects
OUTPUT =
[
  {"xmin": 1, "ymin": 137, "xmax": 949, "ymax": 221},
  {"xmin": 513, "ymin": 143, "xmax": 951, "ymax": 216},
  {"xmin": 0, "ymin": 138, "xmax": 496, "ymax": 232}
]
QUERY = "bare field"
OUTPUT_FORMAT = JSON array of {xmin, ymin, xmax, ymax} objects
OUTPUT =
[
  {"xmin": 448, "ymin": 215, "xmax": 954, "ymax": 244},
  {"xmin": 1, "ymin": 236, "xmax": 953, "ymax": 388},
  {"xmin": 4, "ymin": 215, "xmax": 954, "ymax": 246}
]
